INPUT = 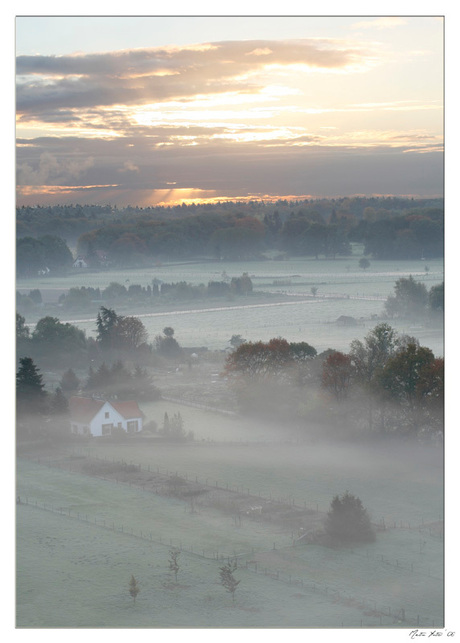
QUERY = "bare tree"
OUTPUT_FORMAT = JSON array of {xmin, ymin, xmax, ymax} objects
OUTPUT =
[
  {"xmin": 129, "ymin": 575, "xmax": 140, "ymax": 604},
  {"xmin": 168, "ymin": 548, "xmax": 180, "ymax": 584}
]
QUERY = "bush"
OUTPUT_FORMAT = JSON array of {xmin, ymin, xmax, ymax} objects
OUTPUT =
[{"xmin": 324, "ymin": 491, "xmax": 375, "ymax": 545}]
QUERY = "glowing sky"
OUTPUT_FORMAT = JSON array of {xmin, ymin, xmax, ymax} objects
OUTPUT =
[{"xmin": 16, "ymin": 15, "xmax": 444, "ymax": 206}]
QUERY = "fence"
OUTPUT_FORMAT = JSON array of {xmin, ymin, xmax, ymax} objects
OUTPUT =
[{"xmin": 18, "ymin": 495, "xmax": 441, "ymax": 629}]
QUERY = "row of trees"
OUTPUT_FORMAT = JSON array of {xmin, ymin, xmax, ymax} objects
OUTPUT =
[
  {"xmin": 17, "ymin": 198, "xmax": 443, "ymax": 270},
  {"xmin": 17, "ymin": 306, "xmax": 186, "ymax": 369},
  {"xmin": 224, "ymin": 323, "xmax": 443, "ymax": 439}
]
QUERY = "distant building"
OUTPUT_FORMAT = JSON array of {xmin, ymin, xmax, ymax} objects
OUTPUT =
[
  {"xmin": 69, "ymin": 396, "xmax": 144, "ymax": 437},
  {"xmin": 73, "ymin": 256, "xmax": 88, "ymax": 269}
]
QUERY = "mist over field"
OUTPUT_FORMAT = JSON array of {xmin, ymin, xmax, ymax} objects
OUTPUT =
[{"xmin": 15, "ymin": 13, "xmax": 445, "ymax": 634}]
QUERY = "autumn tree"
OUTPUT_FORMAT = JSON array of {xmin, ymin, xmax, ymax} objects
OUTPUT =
[
  {"xmin": 321, "ymin": 351, "xmax": 354, "ymax": 401},
  {"xmin": 379, "ymin": 342, "xmax": 441, "ymax": 435},
  {"xmin": 96, "ymin": 307, "xmax": 148, "ymax": 351}
]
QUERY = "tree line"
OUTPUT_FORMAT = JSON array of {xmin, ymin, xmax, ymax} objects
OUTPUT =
[{"xmin": 17, "ymin": 197, "xmax": 443, "ymax": 271}]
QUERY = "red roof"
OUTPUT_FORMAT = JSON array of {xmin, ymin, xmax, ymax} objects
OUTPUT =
[
  {"xmin": 111, "ymin": 400, "xmax": 144, "ymax": 419},
  {"xmin": 69, "ymin": 397, "xmax": 105, "ymax": 423},
  {"xmin": 69, "ymin": 397, "xmax": 144, "ymax": 422}
]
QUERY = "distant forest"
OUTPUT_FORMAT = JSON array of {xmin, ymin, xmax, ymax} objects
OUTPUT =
[{"xmin": 16, "ymin": 197, "xmax": 444, "ymax": 273}]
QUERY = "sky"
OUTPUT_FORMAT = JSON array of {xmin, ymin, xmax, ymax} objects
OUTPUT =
[{"xmin": 15, "ymin": 13, "xmax": 444, "ymax": 207}]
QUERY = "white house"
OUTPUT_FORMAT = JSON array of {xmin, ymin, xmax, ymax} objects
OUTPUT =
[
  {"xmin": 69, "ymin": 396, "xmax": 144, "ymax": 437},
  {"xmin": 73, "ymin": 256, "xmax": 88, "ymax": 269}
]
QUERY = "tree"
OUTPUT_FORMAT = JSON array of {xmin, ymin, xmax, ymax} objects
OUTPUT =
[
  {"xmin": 16, "ymin": 312, "xmax": 30, "ymax": 342},
  {"xmin": 129, "ymin": 575, "xmax": 140, "ymax": 604},
  {"xmin": 60, "ymin": 368, "xmax": 81, "ymax": 394},
  {"xmin": 155, "ymin": 328, "xmax": 182, "ymax": 358},
  {"xmin": 359, "ymin": 257, "xmax": 370, "ymax": 270},
  {"xmin": 325, "ymin": 491, "xmax": 375, "ymax": 545},
  {"xmin": 115, "ymin": 316, "xmax": 148, "ymax": 350},
  {"xmin": 32, "ymin": 316, "xmax": 87, "ymax": 356},
  {"xmin": 384, "ymin": 276, "xmax": 428, "ymax": 318},
  {"xmin": 429, "ymin": 282, "xmax": 444, "ymax": 312},
  {"xmin": 168, "ymin": 549, "xmax": 180, "ymax": 584},
  {"xmin": 379, "ymin": 342, "xmax": 438, "ymax": 435},
  {"xmin": 50, "ymin": 387, "xmax": 69, "ymax": 415},
  {"xmin": 16, "ymin": 357, "xmax": 47, "ymax": 416},
  {"xmin": 96, "ymin": 306, "xmax": 119, "ymax": 350},
  {"xmin": 225, "ymin": 338, "xmax": 294, "ymax": 379},
  {"xmin": 321, "ymin": 351, "xmax": 354, "ymax": 401},
  {"xmin": 219, "ymin": 561, "xmax": 240, "ymax": 605},
  {"xmin": 229, "ymin": 334, "xmax": 246, "ymax": 349}
]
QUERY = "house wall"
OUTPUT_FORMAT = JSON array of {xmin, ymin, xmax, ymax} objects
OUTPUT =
[{"xmin": 90, "ymin": 402, "xmax": 126, "ymax": 437}]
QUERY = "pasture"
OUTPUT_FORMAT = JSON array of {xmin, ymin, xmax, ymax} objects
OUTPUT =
[{"xmin": 16, "ymin": 430, "xmax": 444, "ymax": 628}]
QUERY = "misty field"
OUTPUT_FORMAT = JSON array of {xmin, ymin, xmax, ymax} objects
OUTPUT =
[
  {"xmin": 16, "ymin": 254, "xmax": 444, "ymax": 628},
  {"xmin": 16, "ymin": 255, "xmax": 444, "ymax": 356},
  {"xmin": 16, "ymin": 428, "xmax": 443, "ymax": 628}
]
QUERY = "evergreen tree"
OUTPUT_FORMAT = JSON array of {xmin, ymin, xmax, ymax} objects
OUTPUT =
[
  {"xmin": 325, "ymin": 491, "xmax": 375, "ymax": 545},
  {"xmin": 16, "ymin": 357, "xmax": 47, "ymax": 416},
  {"xmin": 60, "ymin": 368, "xmax": 80, "ymax": 393}
]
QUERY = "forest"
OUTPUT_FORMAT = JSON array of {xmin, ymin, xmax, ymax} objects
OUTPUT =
[{"xmin": 16, "ymin": 197, "xmax": 444, "ymax": 274}]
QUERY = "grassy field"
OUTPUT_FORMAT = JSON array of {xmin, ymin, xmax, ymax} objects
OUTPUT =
[
  {"xmin": 19, "ymin": 501, "xmax": 407, "ymax": 629},
  {"xmin": 16, "ymin": 436, "xmax": 444, "ymax": 628}
]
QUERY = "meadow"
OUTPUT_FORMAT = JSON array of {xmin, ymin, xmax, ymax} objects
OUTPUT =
[{"xmin": 16, "ymin": 442, "xmax": 443, "ymax": 628}]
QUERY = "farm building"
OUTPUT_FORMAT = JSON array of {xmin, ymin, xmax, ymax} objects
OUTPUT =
[{"xmin": 69, "ymin": 396, "xmax": 144, "ymax": 437}]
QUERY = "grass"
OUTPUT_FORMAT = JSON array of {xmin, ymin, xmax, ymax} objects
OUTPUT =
[
  {"xmin": 17, "ymin": 500, "xmax": 431, "ymax": 628},
  {"xmin": 16, "ymin": 443, "xmax": 443, "ymax": 628}
]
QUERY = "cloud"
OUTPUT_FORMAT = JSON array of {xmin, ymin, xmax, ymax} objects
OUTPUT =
[
  {"xmin": 17, "ymin": 151, "xmax": 94, "ymax": 185},
  {"xmin": 16, "ymin": 39, "xmax": 370, "ymax": 118}
]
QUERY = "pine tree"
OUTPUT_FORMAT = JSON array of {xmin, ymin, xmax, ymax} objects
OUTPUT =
[{"xmin": 16, "ymin": 357, "xmax": 47, "ymax": 415}]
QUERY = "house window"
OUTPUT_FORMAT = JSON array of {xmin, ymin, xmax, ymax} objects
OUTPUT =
[
  {"xmin": 127, "ymin": 420, "xmax": 138, "ymax": 433},
  {"xmin": 105, "ymin": 412, "xmax": 110, "ymax": 419},
  {"xmin": 102, "ymin": 423, "xmax": 113, "ymax": 435}
]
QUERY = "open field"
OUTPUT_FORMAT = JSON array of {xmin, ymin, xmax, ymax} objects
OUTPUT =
[
  {"xmin": 16, "ymin": 432, "xmax": 443, "ymax": 628},
  {"xmin": 16, "ymin": 256, "xmax": 444, "ymax": 356},
  {"xmin": 19, "ymin": 500, "xmax": 420, "ymax": 629}
]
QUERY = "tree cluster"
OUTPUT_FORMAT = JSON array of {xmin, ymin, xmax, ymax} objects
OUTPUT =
[
  {"xmin": 224, "ymin": 323, "xmax": 443, "ymax": 440},
  {"xmin": 16, "ymin": 235, "xmax": 73, "ymax": 276}
]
